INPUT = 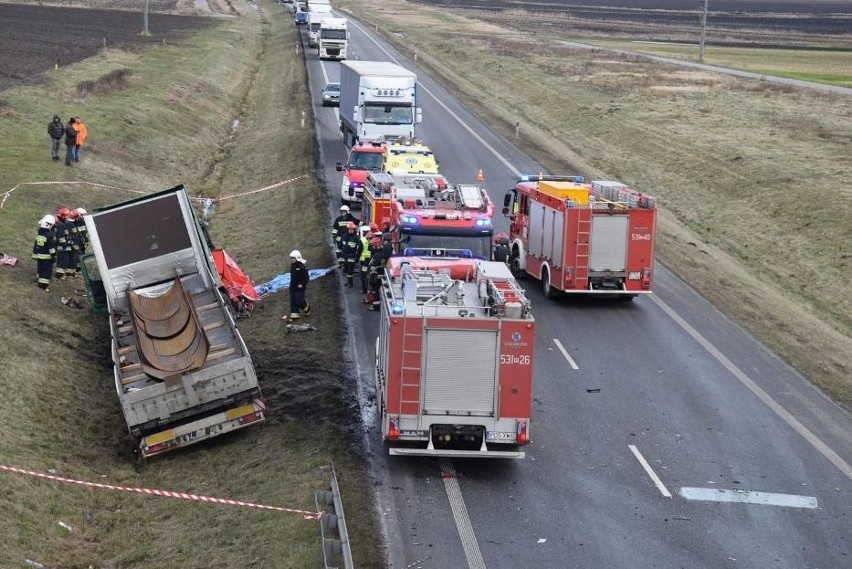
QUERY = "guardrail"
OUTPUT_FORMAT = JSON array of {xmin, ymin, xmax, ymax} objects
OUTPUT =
[{"xmin": 315, "ymin": 464, "xmax": 354, "ymax": 569}]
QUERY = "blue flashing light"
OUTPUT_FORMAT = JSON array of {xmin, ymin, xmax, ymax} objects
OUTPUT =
[
  {"xmin": 571, "ymin": 175, "xmax": 585, "ymax": 183},
  {"xmin": 351, "ymin": 181, "xmax": 364, "ymax": 188},
  {"xmin": 474, "ymin": 218, "xmax": 492, "ymax": 227},
  {"xmin": 400, "ymin": 215, "xmax": 419, "ymax": 224},
  {"xmin": 390, "ymin": 302, "xmax": 405, "ymax": 315},
  {"xmin": 519, "ymin": 174, "xmax": 531, "ymax": 182}
]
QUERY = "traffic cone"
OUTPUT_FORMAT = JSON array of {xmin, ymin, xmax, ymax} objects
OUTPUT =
[{"xmin": 476, "ymin": 168, "xmax": 484, "ymax": 182}]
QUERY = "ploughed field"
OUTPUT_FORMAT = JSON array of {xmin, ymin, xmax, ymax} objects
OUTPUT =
[
  {"xmin": 412, "ymin": 0, "xmax": 852, "ymax": 45},
  {"xmin": 0, "ymin": 3, "xmax": 209, "ymax": 91}
]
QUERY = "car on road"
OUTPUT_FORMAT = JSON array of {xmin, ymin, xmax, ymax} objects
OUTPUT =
[
  {"xmin": 322, "ymin": 82, "xmax": 340, "ymax": 107},
  {"xmin": 294, "ymin": 10, "xmax": 307, "ymax": 25}
]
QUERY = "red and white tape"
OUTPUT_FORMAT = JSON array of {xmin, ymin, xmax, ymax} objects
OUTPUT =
[
  {"xmin": 0, "ymin": 464, "xmax": 322, "ymax": 520},
  {"xmin": 1, "ymin": 176, "xmax": 307, "ymax": 209}
]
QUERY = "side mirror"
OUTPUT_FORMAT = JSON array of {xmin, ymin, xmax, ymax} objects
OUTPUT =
[
  {"xmin": 415, "ymin": 108, "xmax": 423, "ymax": 124},
  {"xmin": 336, "ymin": 161, "xmax": 344, "ymax": 171}
]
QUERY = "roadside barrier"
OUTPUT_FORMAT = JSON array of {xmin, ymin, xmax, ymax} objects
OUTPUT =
[
  {"xmin": 315, "ymin": 465, "xmax": 354, "ymax": 569},
  {"xmin": 0, "ymin": 464, "xmax": 322, "ymax": 520}
]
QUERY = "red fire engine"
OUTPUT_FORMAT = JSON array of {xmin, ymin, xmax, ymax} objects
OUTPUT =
[
  {"xmin": 361, "ymin": 171, "xmax": 495, "ymax": 259},
  {"xmin": 503, "ymin": 175, "xmax": 657, "ymax": 299},
  {"xmin": 375, "ymin": 256, "xmax": 534, "ymax": 458}
]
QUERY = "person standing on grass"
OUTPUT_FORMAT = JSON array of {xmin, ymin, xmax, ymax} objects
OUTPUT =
[
  {"xmin": 73, "ymin": 116, "xmax": 87, "ymax": 162},
  {"xmin": 288, "ymin": 250, "xmax": 311, "ymax": 320},
  {"xmin": 64, "ymin": 117, "xmax": 77, "ymax": 166},
  {"xmin": 33, "ymin": 215, "xmax": 57, "ymax": 292},
  {"xmin": 47, "ymin": 115, "xmax": 64, "ymax": 161}
]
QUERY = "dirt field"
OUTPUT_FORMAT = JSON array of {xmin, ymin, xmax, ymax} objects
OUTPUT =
[
  {"xmin": 413, "ymin": 0, "xmax": 852, "ymax": 43},
  {"xmin": 0, "ymin": 3, "xmax": 210, "ymax": 91}
]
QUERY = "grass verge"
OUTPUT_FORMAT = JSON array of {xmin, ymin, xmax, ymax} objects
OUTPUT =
[{"xmin": 0, "ymin": 1, "xmax": 382, "ymax": 567}]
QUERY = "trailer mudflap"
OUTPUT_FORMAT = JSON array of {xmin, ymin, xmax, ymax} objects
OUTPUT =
[
  {"xmin": 140, "ymin": 399, "xmax": 266, "ymax": 458},
  {"xmin": 389, "ymin": 448, "xmax": 525, "ymax": 459}
]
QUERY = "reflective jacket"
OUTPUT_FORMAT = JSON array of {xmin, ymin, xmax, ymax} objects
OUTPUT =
[
  {"xmin": 331, "ymin": 213, "xmax": 359, "ymax": 244},
  {"xmin": 75, "ymin": 121, "xmax": 88, "ymax": 146},
  {"xmin": 339, "ymin": 231, "xmax": 363, "ymax": 261},
  {"xmin": 32, "ymin": 227, "xmax": 56, "ymax": 260},
  {"xmin": 358, "ymin": 236, "xmax": 371, "ymax": 263},
  {"xmin": 54, "ymin": 218, "xmax": 72, "ymax": 252}
]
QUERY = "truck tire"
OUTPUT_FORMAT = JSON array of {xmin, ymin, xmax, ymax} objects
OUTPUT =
[
  {"xmin": 541, "ymin": 266, "xmax": 556, "ymax": 299},
  {"xmin": 509, "ymin": 249, "xmax": 526, "ymax": 279}
]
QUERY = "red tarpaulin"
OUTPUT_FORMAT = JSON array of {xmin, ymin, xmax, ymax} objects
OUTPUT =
[{"xmin": 212, "ymin": 249, "xmax": 260, "ymax": 305}]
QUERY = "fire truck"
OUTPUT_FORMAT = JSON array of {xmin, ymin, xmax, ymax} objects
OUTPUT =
[
  {"xmin": 361, "ymin": 171, "xmax": 494, "ymax": 259},
  {"xmin": 503, "ymin": 175, "xmax": 657, "ymax": 299},
  {"xmin": 375, "ymin": 255, "xmax": 534, "ymax": 458},
  {"xmin": 336, "ymin": 139, "xmax": 387, "ymax": 206}
]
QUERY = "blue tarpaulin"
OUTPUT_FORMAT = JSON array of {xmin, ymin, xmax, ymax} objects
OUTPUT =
[{"xmin": 255, "ymin": 266, "xmax": 336, "ymax": 297}]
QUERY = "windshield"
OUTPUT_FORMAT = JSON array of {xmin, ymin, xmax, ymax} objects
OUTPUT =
[
  {"xmin": 363, "ymin": 104, "xmax": 413, "ymax": 125},
  {"xmin": 325, "ymin": 83, "xmax": 340, "ymax": 93},
  {"xmin": 348, "ymin": 151, "xmax": 384, "ymax": 171},
  {"xmin": 399, "ymin": 233, "xmax": 492, "ymax": 260},
  {"xmin": 320, "ymin": 29, "xmax": 346, "ymax": 40},
  {"xmin": 310, "ymin": 23, "xmax": 321, "ymax": 32}
]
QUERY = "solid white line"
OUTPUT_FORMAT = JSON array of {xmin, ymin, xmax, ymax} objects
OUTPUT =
[
  {"xmin": 650, "ymin": 295, "xmax": 852, "ymax": 481},
  {"xmin": 629, "ymin": 445, "xmax": 673, "ymax": 499},
  {"xmin": 679, "ymin": 487, "xmax": 818, "ymax": 509},
  {"xmin": 438, "ymin": 458, "xmax": 486, "ymax": 569},
  {"xmin": 552, "ymin": 338, "xmax": 579, "ymax": 370}
]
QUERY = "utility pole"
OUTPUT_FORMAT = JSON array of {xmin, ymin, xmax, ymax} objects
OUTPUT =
[
  {"xmin": 141, "ymin": 0, "xmax": 151, "ymax": 36},
  {"xmin": 698, "ymin": 0, "xmax": 709, "ymax": 62}
]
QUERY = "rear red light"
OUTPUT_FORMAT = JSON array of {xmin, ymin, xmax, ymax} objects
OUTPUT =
[
  {"xmin": 388, "ymin": 417, "xmax": 399, "ymax": 441},
  {"xmin": 641, "ymin": 268, "xmax": 651, "ymax": 289},
  {"xmin": 564, "ymin": 269, "xmax": 573, "ymax": 284},
  {"xmin": 516, "ymin": 421, "xmax": 528, "ymax": 446},
  {"xmin": 238, "ymin": 412, "xmax": 261, "ymax": 425}
]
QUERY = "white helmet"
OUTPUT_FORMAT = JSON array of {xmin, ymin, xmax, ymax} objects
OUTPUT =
[
  {"xmin": 39, "ymin": 214, "xmax": 56, "ymax": 229},
  {"xmin": 75, "ymin": 207, "xmax": 87, "ymax": 216},
  {"xmin": 340, "ymin": 204, "xmax": 350, "ymax": 212},
  {"xmin": 289, "ymin": 250, "xmax": 305, "ymax": 263}
]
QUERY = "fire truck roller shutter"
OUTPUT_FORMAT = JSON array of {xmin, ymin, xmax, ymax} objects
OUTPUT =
[
  {"xmin": 589, "ymin": 215, "xmax": 629, "ymax": 272},
  {"xmin": 422, "ymin": 328, "xmax": 498, "ymax": 416}
]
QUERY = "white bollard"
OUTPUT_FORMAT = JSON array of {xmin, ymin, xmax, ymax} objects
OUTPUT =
[{"xmin": 301, "ymin": 110, "xmax": 306, "ymax": 129}]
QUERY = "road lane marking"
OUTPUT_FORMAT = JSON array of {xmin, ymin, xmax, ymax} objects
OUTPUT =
[
  {"xmin": 552, "ymin": 338, "xmax": 579, "ymax": 370},
  {"xmin": 438, "ymin": 458, "xmax": 486, "ymax": 569},
  {"xmin": 650, "ymin": 295, "xmax": 852, "ymax": 481},
  {"xmin": 629, "ymin": 445, "xmax": 673, "ymax": 498},
  {"xmin": 679, "ymin": 487, "xmax": 818, "ymax": 509}
]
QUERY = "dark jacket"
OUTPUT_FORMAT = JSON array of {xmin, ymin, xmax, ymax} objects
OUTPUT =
[
  {"xmin": 48, "ymin": 118, "xmax": 64, "ymax": 140},
  {"xmin": 64, "ymin": 123, "xmax": 78, "ymax": 146},
  {"xmin": 32, "ymin": 227, "xmax": 56, "ymax": 260},
  {"xmin": 331, "ymin": 213, "xmax": 359, "ymax": 243},
  {"xmin": 339, "ymin": 231, "xmax": 363, "ymax": 260},
  {"xmin": 290, "ymin": 260, "xmax": 309, "ymax": 290}
]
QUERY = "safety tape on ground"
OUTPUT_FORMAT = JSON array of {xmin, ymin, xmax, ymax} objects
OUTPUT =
[
  {"xmin": 1, "ymin": 176, "xmax": 307, "ymax": 209},
  {"xmin": 0, "ymin": 464, "xmax": 322, "ymax": 520}
]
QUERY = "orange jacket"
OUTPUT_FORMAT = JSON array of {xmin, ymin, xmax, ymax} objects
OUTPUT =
[{"xmin": 74, "ymin": 121, "xmax": 88, "ymax": 146}]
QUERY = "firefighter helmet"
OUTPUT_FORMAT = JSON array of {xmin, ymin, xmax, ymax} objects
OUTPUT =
[
  {"xmin": 56, "ymin": 207, "xmax": 71, "ymax": 219},
  {"xmin": 370, "ymin": 237, "xmax": 381, "ymax": 247},
  {"xmin": 75, "ymin": 207, "xmax": 87, "ymax": 216},
  {"xmin": 347, "ymin": 221, "xmax": 356, "ymax": 230},
  {"xmin": 340, "ymin": 204, "xmax": 350, "ymax": 212},
  {"xmin": 289, "ymin": 250, "xmax": 305, "ymax": 263},
  {"xmin": 39, "ymin": 215, "xmax": 56, "ymax": 229},
  {"xmin": 369, "ymin": 223, "xmax": 379, "ymax": 232},
  {"xmin": 494, "ymin": 232, "xmax": 509, "ymax": 246},
  {"xmin": 67, "ymin": 210, "xmax": 79, "ymax": 220}
]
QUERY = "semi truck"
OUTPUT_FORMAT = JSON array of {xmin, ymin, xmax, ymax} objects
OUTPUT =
[
  {"xmin": 83, "ymin": 185, "xmax": 265, "ymax": 458},
  {"xmin": 375, "ymin": 256, "xmax": 534, "ymax": 458},
  {"xmin": 503, "ymin": 175, "xmax": 657, "ymax": 300},
  {"xmin": 361, "ymin": 170, "xmax": 495, "ymax": 259},
  {"xmin": 307, "ymin": 15, "xmax": 327, "ymax": 48},
  {"xmin": 317, "ymin": 17, "xmax": 348, "ymax": 60},
  {"xmin": 339, "ymin": 61, "xmax": 422, "ymax": 148}
]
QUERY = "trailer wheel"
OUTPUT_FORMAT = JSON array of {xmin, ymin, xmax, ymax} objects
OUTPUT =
[{"xmin": 541, "ymin": 266, "xmax": 556, "ymax": 298}]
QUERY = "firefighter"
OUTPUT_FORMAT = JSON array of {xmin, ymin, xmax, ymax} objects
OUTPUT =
[
  {"xmin": 288, "ymin": 250, "xmax": 311, "ymax": 319},
  {"xmin": 33, "ymin": 215, "xmax": 57, "ymax": 291},
  {"xmin": 339, "ymin": 222, "xmax": 363, "ymax": 288},
  {"xmin": 54, "ymin": 207, "xmax": 73, "ymax": 279},
  {"xmin": 493, "ymin": 232, "xmax": 510, "ymax": 264},
  {"xmin": 331, "ymin": 204, "xmax": 359, "ymax": 264},
  {"xmin": 358, "ymin": 224, "xmax": 372, "ymax": 293},
  {"xmin": 66, "ymin": 209, "xmax": 81, "ymax": 277},
  {"xmin": 365, "ymin": 236, "xmax": 385, "ymax": 311},
  {"xmin": 71, "ymin": 208, "xmax": 89, "ymax": 276}
]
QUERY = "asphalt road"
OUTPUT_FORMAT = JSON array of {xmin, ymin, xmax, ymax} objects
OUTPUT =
[{"xmin": 295, "ymin": 9, "xmax": 852, "ymax": 568}]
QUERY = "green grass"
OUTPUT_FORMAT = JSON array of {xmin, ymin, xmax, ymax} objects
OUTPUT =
[
  {"xmin": 0, "ymin": 1, "xmax": 381, "ymax": 567},
  {"xmin": 337, "ymin": 0, "xmax": 852, "ymax": 409}
]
